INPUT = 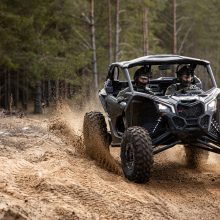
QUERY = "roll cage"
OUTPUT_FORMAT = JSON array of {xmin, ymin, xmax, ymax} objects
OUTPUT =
[{"xmin": 106, "ymin": 55, "xmax": 217, "ymax": 97}]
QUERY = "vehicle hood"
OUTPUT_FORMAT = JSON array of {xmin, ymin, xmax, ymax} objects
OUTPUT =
[{"xmin": 158, "ymin": 88, "xmax": 220, "ymax": 106}]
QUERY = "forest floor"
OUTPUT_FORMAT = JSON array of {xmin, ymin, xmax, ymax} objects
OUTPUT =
[{"xmin": 0, "ymin": 104, "xmax": 219, "ymax": 220}]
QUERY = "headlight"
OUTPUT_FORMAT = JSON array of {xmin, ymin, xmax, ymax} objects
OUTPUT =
[
  {"xmin": 158, "ymin": 103, "xmax": 173, "ymax": 113},
  {"xmin": 207, "ymin": 99, "xmax": 217, "ymax": 111}
]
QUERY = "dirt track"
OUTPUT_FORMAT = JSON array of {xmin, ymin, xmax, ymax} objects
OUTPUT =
[{"xmin": 0, "ymin": 106, "xmax": 219, "ymax": 220}]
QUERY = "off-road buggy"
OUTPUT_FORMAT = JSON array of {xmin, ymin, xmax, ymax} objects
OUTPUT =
[{"xmin": 83, "ymin": 55, "xmax": 220, "ymax": 183}]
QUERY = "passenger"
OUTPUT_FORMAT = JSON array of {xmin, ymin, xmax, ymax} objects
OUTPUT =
[{"xmin": 165, "ymin": 65, "xmax": 201, "ymax": 95}]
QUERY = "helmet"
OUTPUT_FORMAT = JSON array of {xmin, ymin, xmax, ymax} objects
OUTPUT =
[
  {"xmin": 134, "ymin": 66, "xmax": 151, "ymax": 88},
  {"xmin": 176, "ymin": 65, "xmax": 194, "ymax": 77},
  {"xmin": 176, "ymin": 65, "xmax": 194, "ymax": 87}
]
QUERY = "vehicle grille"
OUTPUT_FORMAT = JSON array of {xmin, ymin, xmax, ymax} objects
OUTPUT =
[
  {"xmin": 210, "ymin": 118, "xmax": 220, "ymax": 137},
  {"xmin": 177, "ymin": 102, "xmax": 204, "ymax": 119},
  {"xmin": 200, "ymin": 115, "xmax": 210, "ymax": 128},
  {"xmin": 173, "ymin": 116, "xmax": 185, "ymax": 128}
]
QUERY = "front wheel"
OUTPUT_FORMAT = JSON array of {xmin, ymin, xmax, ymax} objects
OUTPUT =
[{"xmin": 120, "ymin": 126, "xmax": 153, "ymax": 183}]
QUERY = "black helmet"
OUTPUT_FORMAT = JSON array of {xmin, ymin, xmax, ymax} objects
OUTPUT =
[
  {"xmin": 134, "ymin": 66, "xmax": 151, "ymax": 81},
  {"xmin": 176, "ymin": 64, "xmax": 194, "ymax": 77},
  {"xmin": 133, "ymin": 66, "xmax": 151, "ymax": 88},
  {"xmin": 176, "ymin": 64, "xmax": 195, "ymax": 87}
]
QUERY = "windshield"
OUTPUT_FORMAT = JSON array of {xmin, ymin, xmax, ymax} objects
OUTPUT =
[{"xmin": 128, "ymin": 63, "xmax": 214, "ymax": 93}]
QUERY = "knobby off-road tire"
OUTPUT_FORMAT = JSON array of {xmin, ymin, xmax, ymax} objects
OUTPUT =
[
  {"xmin": 120, "ymin": 126, "xmax": 153, "ymax": 183},
  {"xmin": 184, "ymin": 145, "xmax": 209, "ymax": 168},
  {"xmin": 83, "ymin": 111, "xmax": 111, "ymax": 159}
]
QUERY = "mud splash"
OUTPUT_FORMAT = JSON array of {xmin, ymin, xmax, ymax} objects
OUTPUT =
[{"xmin": 49, "ymin": 103, "xmax": 122, "ymax": 175}]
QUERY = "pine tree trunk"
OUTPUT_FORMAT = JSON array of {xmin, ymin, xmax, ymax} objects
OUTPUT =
[
  {"xmin": 115, "ymin": 0, "xmax": 120, "ymax": 61},
  {"xmin": 0, "ymin": 81, "xmax": 2, "ymax": 108},
  {"xmin": 90, "ymin": 0, "xmax": 98, "ymax": 91},
  {"xmin": 34, "ymin": 81, "xmax": 42, "ymax": 114},
  {"xmin": 67, "ymin": 83, "xmax": 71, "ymax": 99},
  {"xmin": 8, "ymin": 71, "xmax": 11, "ymax": 112},
  {"xmin": 108, "ymin": 0, "xmax": 113, "ymax": 64},
  {"xmin": 14, "ymin": 72, "xmax": 19, "ymax": 108},
  {"xmin": 4, "ymin": 70, "xmax": 8, "ymax": 109},
  {"xmin": 42, "ymin": 80, "xmax": 45, "ymax": 106},
  {"xmin": 173, "ymin": 0, "xmax": 177, "ymax": 54},
  {"xmin": 64, "ymin": 80, "xmax": 68, "ymax": 99},
  {"xmin": 55, "ymin": 80, "xmax": 59, "ymax": 102},
  {"xmin": 69, "ymin": 84, "xmax": 74, "ymax": 98},
  {"xmin": 143, "ymin": 7, "xmax": 149, "ymax": 56},
  {"xmin": 61, "ymin": 80, "xmax": 64, "ymax": 99},
  {"xmin": 46, "ymin": 80, "xmax": 51, "ymax": 107},
  {"xmin": 59, "ymin": 80, "xmax": 62, "ymax": 100},
  {"xmin": 23, "ymin": 78, "xmax": 28, "ymax": 111},
  {"xmin": 21, "ymin": 89, "xmax": 27, "ymax": 110},
  {"xmin": 3, "ymin": 70, "xmax": 12, "ymax": 111}
]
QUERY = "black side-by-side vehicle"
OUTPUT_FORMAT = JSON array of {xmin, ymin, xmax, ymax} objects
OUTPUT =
[{"xmin": 83, "ymin": 55, "xmax": 220, "ymax": 183}]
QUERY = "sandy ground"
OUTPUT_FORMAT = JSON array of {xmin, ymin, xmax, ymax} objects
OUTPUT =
[{"xmin": 0, "ymin": 105, "xmax": 219, "ymax": 220}]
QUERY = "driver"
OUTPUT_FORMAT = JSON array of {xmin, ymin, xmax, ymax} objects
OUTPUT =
[
  {"xmin": 165, "ymin": 65, "xmax": 201, "ymax": 95},
  {"xmin": 117, "ymin": 66, "xmax": 154, "ymax": 99}
]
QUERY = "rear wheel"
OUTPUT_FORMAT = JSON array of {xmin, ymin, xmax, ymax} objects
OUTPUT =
[
  {"xmin": 120, "ymin": 126, "xmax": 153, "ymax": 183},
  {"xmin": 184, "ymin": 145, "xmax": 209, "ymax": 168},
  {"xmin": 83, "ymin": 111, "xmax": 111, "ymax": 159}
]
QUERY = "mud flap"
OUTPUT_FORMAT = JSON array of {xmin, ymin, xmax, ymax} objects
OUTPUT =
[
  {"xmin": 105, "ymin": 95, "xmax": 124, "ymax": 118},
  {"xmin": 99, "ymin": 94, "xmax": 108, "ymax": 112}
]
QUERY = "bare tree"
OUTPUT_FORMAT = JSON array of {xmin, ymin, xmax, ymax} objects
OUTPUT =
[
  {"xmin": 90, "ymin": 0, "xmax": 98, "ymax": 91},
  {"xmin": 143, "ymin": 7, "xmax": 149, "ymax": 56},
  {"xmin": 115, "ymin": 0, "xmax": 120, "ymax": 61},
  {"xmin": 108, "ymin": 0, "xmax": 113, "ymax": 64}
]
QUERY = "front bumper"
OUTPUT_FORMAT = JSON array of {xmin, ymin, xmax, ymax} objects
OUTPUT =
[
  {"xmin": 162, "ymin": 110, "xmax": 220, "ymax": 144},
  {"xmin": 167, "ymin": 113, "xmax": 212, "ymax": 133}
]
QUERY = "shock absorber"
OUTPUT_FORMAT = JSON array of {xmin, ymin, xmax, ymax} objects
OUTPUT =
[{"xmin": 152, "ymin": 117, "xmax": 162, "ymax": 134}]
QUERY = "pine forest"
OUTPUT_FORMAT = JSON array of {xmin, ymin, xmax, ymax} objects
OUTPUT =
[{"xmin": 0, "ymin": 0, "xmax": 220, "ymax": 112}]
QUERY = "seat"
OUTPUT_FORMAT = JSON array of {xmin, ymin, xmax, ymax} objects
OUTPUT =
[
  {"xmin": 104, "ymin": 79, "xmax": 129, "ymax": 96},
  {"xmin": 112, "ymin": 80, "xmax": 129, "ymax": 96},
  {"xmin": 149, "ymin": 77, "xmax": 177, "ymax": 95}
]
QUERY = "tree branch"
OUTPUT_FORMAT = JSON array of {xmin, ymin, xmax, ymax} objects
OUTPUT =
[
  {"xmin": 73, "ymin": 29, "xmax": 91, "ymax": 49},
  {"xmin": 81, "ymin": 12, "xmax": 91, "ymax": 24},
  {"xmin": 178, "ymin": 23, "xmax": 194, "ymax": 54}
]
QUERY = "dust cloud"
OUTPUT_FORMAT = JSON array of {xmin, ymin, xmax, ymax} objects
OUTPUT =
[
  {"xmin": 49, "ymin": 102, "xmax": 122, "ymax": 174},
  {"xmin": 0, "ymin": 102, "xmax": 219, "ymax": 219}
]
